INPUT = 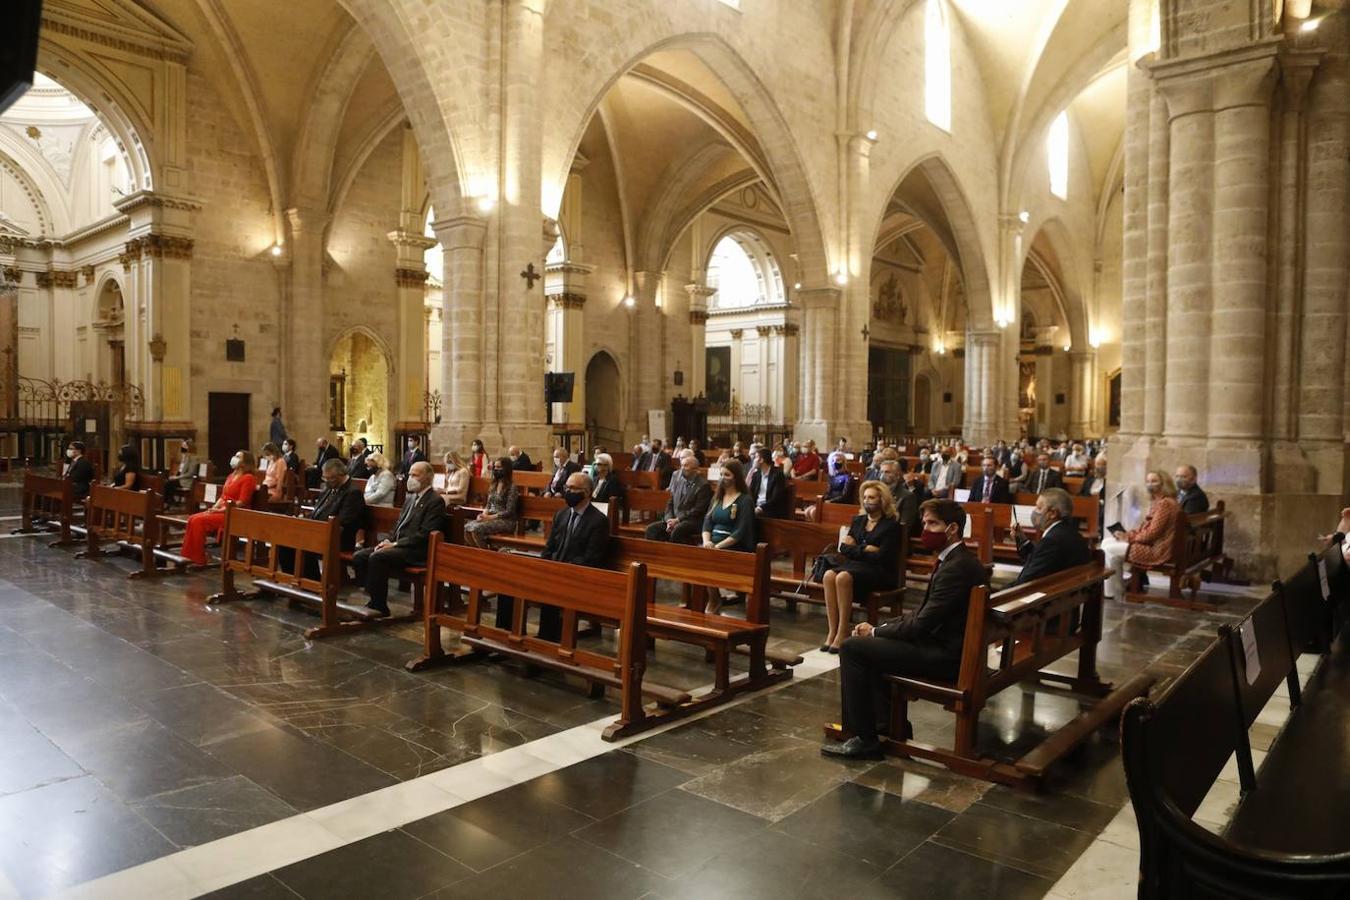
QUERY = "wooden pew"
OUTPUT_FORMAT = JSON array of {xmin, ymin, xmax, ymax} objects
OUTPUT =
[
  {"xmin": 1122, "ymin": 560, "xmax": 1350, "ymax": 895},
  {"xmin": 486, "ymin": 495, "xmax": 621, "ymax": 552},
  {"xmin": 1125, "ymin": 500, "xmax": 1230, "ymax": 610},
  {"xmin": 512, "ymin": 470, "xmax": 554, "ymax": 495},
  {"xmin": 827, "ymin": 554, "xmax": 1154, "ymax": 788},
  {"xmin": 617, "ymin": 469, "xmax": 660, "ymax": 491},
  {"xmin": 209, "ymin": 504, "xmax": 409, "ymax": 638},
  {"xmin": 757, "ymin": 517, "xmax": 908, "ymax": 625},
  {"xmin": 76, "ymin": 485, "xmax": 160, "ymax": 578},
  {"xmin": 15, "ymin": 471, "xmax": 79, "ymax": 546},
  {"xmin": 348, "ymin": 503, "xmax": 460, "ymax": 617},
  {"xmin": 619, "ymin": 488, "xmax": 670, "ymax": 537},
  {"xmin": 904, "ymin": 504, "xmax": 995, "ymax": 577},
  {"xmin": 408, "ymin": 535, "xmax": 681, "ymax": 740},
  {"xmin": 153, "ymin": 481, "xmax": 270, "ymax": 571}
]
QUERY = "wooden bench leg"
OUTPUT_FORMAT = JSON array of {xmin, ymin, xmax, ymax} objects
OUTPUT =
[{"xmin": 953, "ymin": 707, "xmax": 978, "ymax": 758}]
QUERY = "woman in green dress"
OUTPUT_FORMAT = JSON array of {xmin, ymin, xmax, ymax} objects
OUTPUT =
[{"xmin": 701, "ymin": 459, "xmax": 754, "ymax": 613}]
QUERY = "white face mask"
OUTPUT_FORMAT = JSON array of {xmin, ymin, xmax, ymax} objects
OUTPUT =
[
  {"xmin": 66, "ymin": 448, "xmax": 76, "ymax": 459},
  {"xmin": 230, "ymin": 454, "xmax": 242, "ymax": 469},
  {"xmin": 407, "ymin": 476, "xmax": 424, "ymax": 493}
]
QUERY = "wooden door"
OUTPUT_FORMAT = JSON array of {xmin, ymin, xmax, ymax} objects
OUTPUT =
[{"xmin": 208, "ymin": 393, "xmax": 250, "ymax": 474}]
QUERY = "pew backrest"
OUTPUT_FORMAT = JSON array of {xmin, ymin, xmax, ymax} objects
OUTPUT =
[
  {"xmin": 219, "ymin": 504, "xmax": 340, "ymax": 598},
  {"xmin": 608, "ymin": 536, "xmax": 771, "ymax": 623}
]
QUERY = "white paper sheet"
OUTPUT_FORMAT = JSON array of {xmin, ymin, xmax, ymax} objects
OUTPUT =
[{"xmin": 1239, "ymin": 620, "xmax": 1261, "ymax": 685}]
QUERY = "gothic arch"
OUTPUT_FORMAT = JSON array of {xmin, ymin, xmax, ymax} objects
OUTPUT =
[
  {"xmin": 1023, "ymin": 217, "xmax": 1089, "ymax": 349},
  {"xmin": 870, "ymin": 153, "xmax": 995, "ymax": 329},
  {"xmin": 584, "ymin": 348, "xmax": 625, "ymax": 447},
  {"xmin": 551, "ymin": 34, "xmax": 831, "ymax": 287},
  {"xmin": 326, "ymin": 324, "xmax": 398, "ymax": 376}
]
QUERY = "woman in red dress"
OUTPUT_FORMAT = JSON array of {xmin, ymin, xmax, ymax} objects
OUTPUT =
[
  {"xmin": 181, "ymin": 450, "xmax": 256, "ymax": 566},
  {"xmin": 468, "ymin": 439, "xmax": 488, "ymax": 478}
]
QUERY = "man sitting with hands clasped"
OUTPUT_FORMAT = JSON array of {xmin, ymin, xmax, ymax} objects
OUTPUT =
[
  {"xmin": 823, "ymin": 499, "xmax": 988, "ymax": 760},
  {"xmin": 352, "ymin": 460, "xmax": 446, "ymax": 616}
]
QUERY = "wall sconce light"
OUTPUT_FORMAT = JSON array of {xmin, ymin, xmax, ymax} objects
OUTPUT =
[
  {"xmin": 1018, "ymin": 210, "xmax": 1030, "ymax": 224},
  {"xmin": 270, "ymin": 243, "xmax": 283, "ymax": 257},
  {"xmin": 833, "ymin": 271, "xmax": 848, "ymax": 286},
  {"xmin": 475, "ymin": 196, "xmax": 495, "ymax": 214},
  {"xmin": 623, "ymin": 295, "xmax": 636, "ymax": 309},
  {"xmin": 865, "ymin": 129, "xmax": 878, "ymax": 141}
]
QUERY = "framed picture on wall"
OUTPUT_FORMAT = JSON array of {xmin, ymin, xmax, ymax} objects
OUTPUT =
[{"xmin": 705, "ymin": 346, "xmax": 731, "ymax": 407}]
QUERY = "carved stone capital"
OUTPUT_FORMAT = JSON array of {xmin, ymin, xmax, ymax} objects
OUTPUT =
[
  {"xmin": 688, "ymin": 309, "xmax": 709, "ymax": 326},
  {"xmin": 729, "ymin": 328, "xmax": 743, "ymax": 339},
  {"xmin": 81, "ymin": 265, "xmax": 96, "ymax": 284},
  {"xmin": 782, "ymin": 323, "xmax": 800, "ymax": 337},
  {"xmin": 2, "ymin": 266, "xmax": 20, "ymax": 285},
  {"xmin": 550, "ymin": 292, "xmax": 587, "ymax": 310},
  {"xmin": 395, "ymin": 267, "xmax": 430, "ymax": 288},
  {"xmin": 756, "ymin": 325, "xmax": 773, "ymax": 337},
  {"xmin": 125, "ymin": 234, "xmax": 194, "ymax": 261}
]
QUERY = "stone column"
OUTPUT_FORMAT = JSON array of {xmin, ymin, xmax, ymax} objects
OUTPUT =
[
  {"xmin": 284, "ymin": 206, "xmax": 330, "ymax": 445},
  {"xmin": 389, "ymin": 233, "xmax": 436, "ymax": 429},
  {"xmin": 963, "ymin": 329, "xmax": 1001, "ymax": 447},
  {"xmin": 548, "ymin": 287, "xmax": 587, "ymax": 424},
  {"xmin": 1143, "ymin": 89, "xmax": 1170, "ymax": 437},
  {"xmin": 1069, "ymin": 349, "xmax": 1095, "ymax": 438},
  {"xmin": 1032, "ymin": 327, "xmax": 1058, "ymax": 438},
  {"xmin": 430, "ymin": 215, "xmax": 487, "ymax": 452},
  {"xmin": 685, "ymin": 284, "xmax": 713, "ymax": 398},
  {"xmin": 838, "ymin": 133, "xmax": 874, "ymax": 442},
  {"xmin": 795, "ymin": 288, "xmax": 839, "ymax": 443},
  {"xmin": 629, "ymin": 270, "xmax": 664, "ymax": 439}
]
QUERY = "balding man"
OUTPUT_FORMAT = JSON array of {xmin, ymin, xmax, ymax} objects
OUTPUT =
[
  {"xmin": 508, "ymin": 445, "xmax": 534, "ymax": 472},
  {"xmin": 497, "ymin": 471, "xmax": 610, "ymax": 642},
  {"xmin": 1175, "ymin": 465, "xmax": 1209, "ymax": 515},
  {"xmin": 352, "ymin": 460, "xmax": 446, "ymax": 616},
  {"xmin": 646, "ymin": 453, "xmax": 712, "ymax": 544}
]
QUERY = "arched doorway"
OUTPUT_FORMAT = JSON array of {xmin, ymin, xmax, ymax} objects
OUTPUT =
[
  {"xmin": 92, "ymin": 279, "xmax": 125, "ymax": 387},
  {"xmin": 329, "ymin": 329, "xmax": 391, "ymax": 451},
  {"xmin": 585, "ymin": 351, "xmax": 622, "ymax": 449}
]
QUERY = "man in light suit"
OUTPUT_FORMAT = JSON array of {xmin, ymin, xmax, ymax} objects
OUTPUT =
[
  {"xmin": 645, "ymin": 453, "xmax": 711, "ymax": 545},
  {"xmin": 353, "ymin": 461, "xmax": 446, "ymax": 616},
  {"xmin": 823, "ymin": 499, "xmax": 989, "ymax": 759},
  {"xmin": 928, "ymin": 449, "xmax": 964, "ymax": 499},
  {"xmin": 968, "ymin": 457, "xmax": 1013, "ymax": 505}
]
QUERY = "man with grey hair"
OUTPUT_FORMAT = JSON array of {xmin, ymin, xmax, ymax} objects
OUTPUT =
[
  {"xmin": 353, "ymin": 460, "xmax": 446, "ymax": 616},
  {"xmin": 1011, "ymin": 487, "xmax": 1091, "ymax": 586},
  {"xmin": 1175, "ymin": 464, "xmax": 1209, "ymax": 514},
  {"xmin": 646, "ymin": 453, "xmax": 711, "ymax": 544},
  {"xmin": 877, "ymin": 459, "xmax": 920, "ymax": 536},
  {"xmin": 282, "ymin": 457, "xmax": 365, "ymax": 579}
]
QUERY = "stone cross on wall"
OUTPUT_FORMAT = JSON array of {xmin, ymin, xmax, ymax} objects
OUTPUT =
[{"xmin": 520, "ymin": 262, "xmax": 541, "ymax": 289}]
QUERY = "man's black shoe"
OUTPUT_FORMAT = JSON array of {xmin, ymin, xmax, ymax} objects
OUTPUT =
[
  {"xmin": 820, "ymin": 736, "xmax": 884, "ymax": 760},
  {"xmin": 365, "ymin": 602, "xmax": 391, "ymax": 617}
]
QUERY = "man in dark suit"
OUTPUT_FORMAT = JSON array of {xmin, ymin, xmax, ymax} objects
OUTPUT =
[
  {"xmin": 281, "ymin": 458, "xmax": 366, "ymax": 578},
  {"xmin": 1080, "ymin": 455, "xmax": 1107, "ymax": 498},
  {"xmin": 353, "ymin": 461, "xmax": 446, "ymax": 615},
  {"xmin": 1011, "ymin": 488, "xmax": 1091, "ymax": 586},
  {"xmin": 1017, "ymin": 452, "xmax": 1064, "ymax": 495},
  {"xmin": 62, "ymin": 441, "xmax": 96, "ymax": 501},
  {"xmin": 646, "ymin": 439, "xmax": 673, "ymax": 488},
  {"xmin": 749, "ymin": 447, "xmax": 790, "ymax": 519},
  {"xmin": 497, "ymin": 471, "xmax": 610, "ymax": 642},
  {"xmin": 1175, "ymin": 464, "xmax": 1209, "ymax": 515},
  {"xmin": 309, "ymin": 438, "xmax": 341, "ymax": 488},
  {"xmin": 877, "ymin": 461, "xmax": 919, "ymax": 536},
  {"xmin": 508, "ymin": 445, "xmax": 535, "ymax": 472},
  {"xmin": 645, "ymin": 454, "xmax": 711, "ymax": 544},
  {"xmin": 823, "ymin": 499, "xmax": 989, "ymax": 760},
  {"xmin": 688, "ymin": 439, "xmax": 707, "ymax": 467},
  {"xmin": 347, "ymin": 438, "xmax": 372, "ymax": 479},
  {"xmin": 400, "ymin": 437, "xmax": 427, "ymax": 477},
  {"xmin": 968, "ymin": 457, "xmax": 1013, "ymax": 505},
  {"xmin": 630, "ymin": 443, "xmax": 651, "ymax": 472},
  {"xmin": 544, "ymin": 447, "xmax": 581, "ymax": 496}
]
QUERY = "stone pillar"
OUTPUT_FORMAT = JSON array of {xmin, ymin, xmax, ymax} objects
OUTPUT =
[
  {"xmin": 838, "ymin": 133, "xmax": 874, "ymax": 443},
  {"xmin": 1143, "ymin": 89, "xmax": 1170, "ymax": 437},
  {"xmin": 1032, "ymin": 327, "xmax": 1058, "ymax": 438},
  {"xmin": 284, "ymin": 206, "xmax": 330, "ymax": 445},
  {"xmin": 1069, "ymin": 349, "xmax": 1095, "ymax": 438},
  {"xmin": 430, "ymin": 215, "xmax": 487, "ymax": 453},
  {"xmin": 685, "ymin": 284, "xmax": 713, "ymax": 399},
  {"xmin": 629, "ymin": 270, "xmax": 664, "ymax": 439},
  {"xmin": 963, "ymin": 330, "xmax": 1001, "ymax": 447},
  {"xmin": 779, "ymin": 322, "xmax": 800, "ymax": 427},
  {"xmin": 995, "ymin": 215, "xmax": 1024, "ymax": 438},
  {"xmin": 548, "ymin": 288, "xmax": 587, "ymax": 424},
  {"xmin": 795, "ymin": 288, "xmax": 839, "ymax": 443},
  {"xmin": 389, "ymin": 235, "xmax": 436, "ymax": 426}
]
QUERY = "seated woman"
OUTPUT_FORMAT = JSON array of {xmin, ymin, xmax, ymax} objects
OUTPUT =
[
  {"xmin": 590, "ymin": 453, "xmax": 625, "ymax": 504},
  {"xmin": 701, "ymin": 459, "xmax": 754, "ymax": 614},
  {"xmin": 1099, "ymin": 469, "xmax": 1183, "ymax": 599},
  {"xmin": 440, "ymin": 451, "xmax": 470, "ymax": 507},
  {"xmin": 111, "ymin": 443, "xmax": 141, "ymax": 490},
  {"xmin": 260, "ymin": 442, "xmax": 287, "ymax": 501},
  {"xmin": 821, "ymin": 481, "xmax": 901, "ymax": 653},
  {"xmin": 166, "ymin": 439, "xmax": 198, "ymax": 505},
  {"xmin": 181, "ymin": 451, "xmax": 256, "ymax": 566},
  {"xmin": 464, "ymin": 456, "xmax": 518, "ymax": 548},
  {"xmin": 362, "ymin": 451, "xmax": 397, "ymax": 506}
]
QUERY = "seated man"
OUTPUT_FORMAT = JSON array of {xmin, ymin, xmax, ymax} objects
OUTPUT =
[
  {"xmin": 1016, "ymin": 452, "xmax": 1064, "ymax": 495},
  {"xmin": 645, "ymin": 453, "xmax": 711, "ymax": 545},
  {"xmin": 1063, "ymin": 444, "xmax": 1091, "ymax": 473},
  {"xmin": 1175, "ymin": 464, "xmax": 1209, "ymax": 514},
  {"xmin": 1011, "ymin": 488, "xmax": 1091, "ymax": 586},
  {"xmin": 927, "ymin": 449, "xmax": 963, "ymax": 499},
  {"xmin": 507, "ymin": 445, "xmax": 534, "ymax": 472},
  {"xmin": 280, "ymin": 458, "xmax": 365, "ymax": 579},
  {"xmin": 877, "ymin": 460, "xmax": 919, "ymax": 536},
  {"xmin": 347, "ymin": 438, "xmax": 372, "ymax": 479},
  {"xmin": 749, "ymin": 446, "xmax": 790, "ymax": 519},
  {"xmin": 352, "ymin": 461, "xmax": 445, "ymax": 616},
  {"xmin": 544, "ymin": 447, "xmax": 580, "ymax": 496},
  {"xmin": 968, "ymin": 457, "xmax": 1012, "ymax": 505},
  {"xmin": 497, "ymin": 471, "xmax": 609, "ymax": 642},
  {"xmin": 823, "ymin": 499, "xmax": 989, "ymax": 760}
]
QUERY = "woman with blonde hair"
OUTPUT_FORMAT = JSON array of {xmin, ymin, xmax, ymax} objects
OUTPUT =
[
  {"xmin": 1100, "ymin": 469, "xmax": 1183, "ymax": 599},
  {"xmin": 440, "ymin": 450, "xmax": 470, "ymax": 506},
  {"xmin": 820, "ymin": 479, "xmax": 901, "ymax": 653},
  {"xmin": 260, "ymin": 442, "xmax": 286, "ymax": 501},
  {"xmin": 362, "ymin": 451, "xmax": 396, "ymax": 506}
]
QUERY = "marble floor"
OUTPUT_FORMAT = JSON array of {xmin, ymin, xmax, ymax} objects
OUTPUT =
[{"xmin": 0, "ymin": 483, "xmax": 1267, "ymax": 899}]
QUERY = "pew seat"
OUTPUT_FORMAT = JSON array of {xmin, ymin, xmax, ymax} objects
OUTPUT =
[{"xmin": 1126, "ymin": 500, "xmax": 1231, "ymax": 610}]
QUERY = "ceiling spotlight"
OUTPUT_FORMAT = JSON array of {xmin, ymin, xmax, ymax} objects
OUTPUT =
[
  {"xmin": 623, "ymin": 295, "xmax": 636, "ymax": 309},
  {"xmin": 1018, "ymin": 210, "xmax": 1030, "ymax": 223},
  {"xmin": 1063, "ymin": 343, "xmax": 1072, "ymax": 352},
  {"xmin": 792, "ymin": 281, "xmax": 802, "ymax": 290},
  {"xmin": 865, "ymin": 129, "xmax": 878, "ymax": 141},
  {"xmin": 269, "ymin": 244, "xmax": 283, "ymax": 257}
]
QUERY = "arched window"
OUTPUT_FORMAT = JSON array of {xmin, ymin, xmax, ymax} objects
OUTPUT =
[
  {"xmin": 707, "ymin": 231, "xmax": 784, "ymax": 310},
  {"xmin": 924, "ymin": 0, "xmax": 952, "ymax": 132},
  {"xmin": 1048, "ymin": 111, "xmax": 1069, "ymax": 200}
]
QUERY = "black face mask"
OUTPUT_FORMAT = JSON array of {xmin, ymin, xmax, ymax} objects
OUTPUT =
[
  {"xmin": 492, "ymin": 468, "xmax": 505, "ymax": 479},
  {"xmin": 563, "ymin": 489, "xmax": 585, "ymax": 508}
]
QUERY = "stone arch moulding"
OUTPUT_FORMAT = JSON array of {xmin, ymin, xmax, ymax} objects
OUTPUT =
[
  {"xmin": 326, "ymin": 324, "xmax": 399, "ymax": 378},
  {"xmin": 583, "ymin": 345, "xmax": 626, "ymax": 435},
  {"xmin": 0, "ymin": 146, "xmax": 61, "ymax": 236},
  {"xmin": 548, "ymin": 33, "xmax": 831, "ymax": 289},
  {"xmin": 91, "ymin": 271, "xmax": 123, "ymax": 318},
  {"xmin": 700, "ymin": 224, "xmax": 786, "ymax": 308},
  {"xmin": 1023, "ymin": 217, "xmax": 1088, "ymax": 349},
  {"xmin": 36, "ymin": 42, "xmax": 158, "ymax": 192},
  {"xmin": 870, "ymin": 153, "xmax": 994, "ymax": 330}
]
